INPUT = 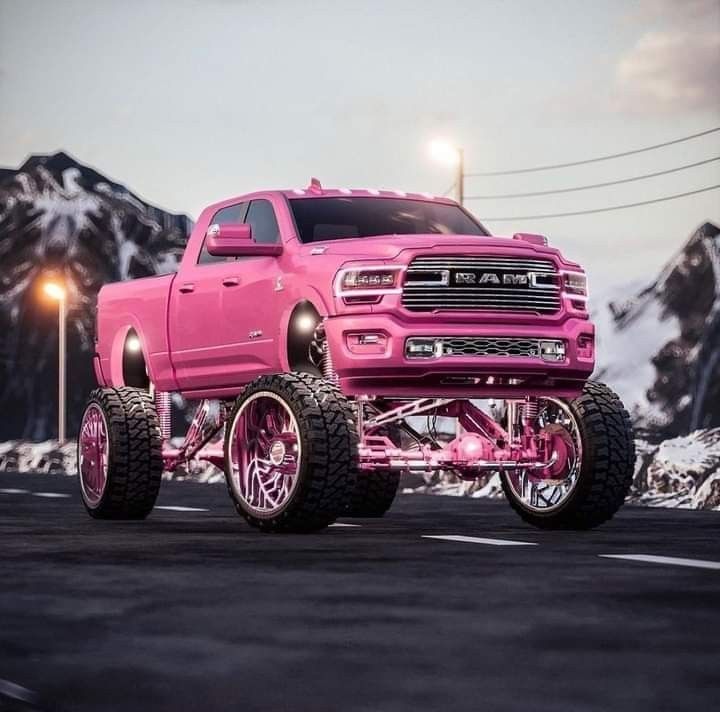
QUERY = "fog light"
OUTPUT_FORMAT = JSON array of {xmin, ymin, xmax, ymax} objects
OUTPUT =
[
  {"xmin": 406, "ymin": 338, "xmax": 442, "ymax": 358},
  {"xmin": 347, "ymin": 332, "xmax": 388, "ymax": 354},
  {"xmin": 539, "ymin": 340, "xmax": 566, "ymax": 362}
]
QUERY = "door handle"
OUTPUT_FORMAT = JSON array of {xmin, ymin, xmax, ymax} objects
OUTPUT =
[
  {"xmin": 178, "ymin": 283, "xmax": 195, "ymax": 294},
  {"xmin": 222, "ymin": 277, "xmax": 241, "ymax": 287}
]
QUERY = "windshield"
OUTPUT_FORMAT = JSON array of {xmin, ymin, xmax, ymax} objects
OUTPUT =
[{"xmin": 288, "ymin": 197, "xmax": 488, "ymax": 243}]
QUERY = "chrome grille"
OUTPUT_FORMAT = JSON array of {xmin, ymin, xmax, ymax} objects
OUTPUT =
[
  {"xmin": 402, "ymin": 255, "xmax": 561, "ymax": 314},
  {"xmin": 441, "ymin": 337, "xmax": 542, "ymax": 358}
]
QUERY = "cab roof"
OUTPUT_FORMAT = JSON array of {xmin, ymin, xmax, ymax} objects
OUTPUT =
[{"xmin": 281, "ymin": 178, "xmax": 457, "ymax": 204}]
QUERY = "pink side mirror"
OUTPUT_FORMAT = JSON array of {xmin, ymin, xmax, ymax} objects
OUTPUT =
[{"xmin": 205, "ymin": 223, "xmax": 282, "ymax": 257}]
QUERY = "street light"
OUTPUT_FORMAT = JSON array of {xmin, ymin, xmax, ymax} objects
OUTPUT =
[
  {"xmin": 429, "ymin": 139, "xmax": 464, "ymax": 205},
  {"xmin": 43, "ymin": 280, "xmax": 67, "ymax": 443}
]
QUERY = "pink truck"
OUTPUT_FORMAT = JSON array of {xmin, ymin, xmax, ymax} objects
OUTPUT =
[{"xmin": 79, "ymin": 181, "xmax": 634, "ymax": 532}]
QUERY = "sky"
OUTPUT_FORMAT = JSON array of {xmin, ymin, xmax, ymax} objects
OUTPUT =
[{"xmin": 1, "ymin": 0, "xmax": 719, "ymax": 289}]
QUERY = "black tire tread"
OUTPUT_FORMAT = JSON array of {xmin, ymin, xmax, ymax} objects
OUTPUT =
[
  {"xmin": 502, "ymin": 381, "xmax": 635, "ymax": 530},
  {"xmin": 346, "ymin": 469, "xmax": 400, "ymax": 517},
  {"xmin": 224, "ymin": 372, "xmax": 358, "ymax": 533},
  {"xmin": 80, "ymin": 387, "xmax": 163, "ymax": 520}
]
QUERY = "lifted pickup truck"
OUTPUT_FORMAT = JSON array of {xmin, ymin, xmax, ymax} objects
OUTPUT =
[{"xmin": 78, "ymin": 180, "xmax": 634, "ymax": 532}]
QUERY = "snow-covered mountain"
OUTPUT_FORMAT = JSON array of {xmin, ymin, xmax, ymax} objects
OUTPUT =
[
  {"xmin": 593, "ymin": 222, "xmax": 720, "ymax": 440},
  {"xmin": 0, "ymin": 151, "xmax": 192, "ymax": 440}
]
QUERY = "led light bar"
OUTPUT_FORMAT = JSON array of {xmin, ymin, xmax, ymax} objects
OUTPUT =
[{"xmin": 334, "ymin": 265, "xmax": 405, "ymax": 298}]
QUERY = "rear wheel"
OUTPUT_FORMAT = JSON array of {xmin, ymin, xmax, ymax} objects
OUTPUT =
[
  {"xmin": 224, "ymin": 373, "xmax": 358, "ymax": 532},
  {"xmin": 77, "ymin": 387, "xmax": 163, "ymax": 519},
  {"xmin": 346, "ymin": 469, "xmax": 400, "ymax": 517},
  {"xmin": 501, "ymin": 381, "xmax": 635, "ymax": 530}
]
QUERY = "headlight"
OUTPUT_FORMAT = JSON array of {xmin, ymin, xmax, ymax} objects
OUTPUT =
[
  {"xmin": 561, "ymin": 271, "xmax": 588, "ymax": 298},
  {"xmin": 334, "ymin": 265, "xmax": 405, "ymax": 298}
]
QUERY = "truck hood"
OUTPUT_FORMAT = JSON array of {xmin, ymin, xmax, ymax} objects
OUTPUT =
[{"xmin": 297, "ymin": 233, "xmax": 570, "ymax": 264}]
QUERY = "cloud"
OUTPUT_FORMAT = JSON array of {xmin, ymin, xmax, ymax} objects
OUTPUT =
[
  {"xmin": 632, "ymin": 0, "xmax": 720, "ymax": 26},
  {"xmin": 614, "ymin": 30, "xmax": 720, "ymax": 114}
]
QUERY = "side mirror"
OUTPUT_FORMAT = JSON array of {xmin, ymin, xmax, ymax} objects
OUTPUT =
[{"xmin": 205, "ymin": 223, "xmax": 282, "ymax": 257}]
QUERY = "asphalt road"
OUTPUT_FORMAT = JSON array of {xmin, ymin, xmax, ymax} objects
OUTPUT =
[{"xmin": 1, "ymin": 472, "xmax": 719, "ymax": 712}]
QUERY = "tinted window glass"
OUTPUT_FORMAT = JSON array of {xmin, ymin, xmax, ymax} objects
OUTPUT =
[
  {"xmin": 289, "ymin": 197, "xmax": 487, "ymax": 243},
  {"xmin": 197, "ymin": 202, "xmax": 248, "ymax": 264},
  {"xmin": 246, "ymin": 200, "xmax": 280, "ymax": 244}
]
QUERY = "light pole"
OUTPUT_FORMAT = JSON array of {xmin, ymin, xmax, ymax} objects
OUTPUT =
[
  {"xmin": 43, "ymin": 281, "xmax": 67, "ymax": 443},
  {"xmin": 429, "ymin": 139, "xmax": 464, "ymax": 205}
]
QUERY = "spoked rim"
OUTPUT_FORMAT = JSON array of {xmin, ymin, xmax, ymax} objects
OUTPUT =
[
  {"xmin": 227, "ymin": 391, "xmax": 302, "ymax": 516},
  {"xmin": 504, "ymin": 398, "xmax": 583, "ymax": 513},
  {"xmin": 78, "ymin": 403, "xmax": 109, "ymax": 508}
]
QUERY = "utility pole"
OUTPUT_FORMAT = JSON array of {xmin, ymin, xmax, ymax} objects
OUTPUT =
[
  {"xmin": 457, "ymin": 147, "xmax": 464, "ymax": 206},
  {"xmin": 43, "ymin": 281, "xmax": 67, "ymax": 443}
]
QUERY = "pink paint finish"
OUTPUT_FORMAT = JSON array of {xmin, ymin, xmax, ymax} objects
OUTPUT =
[{"xmin": 94, "ymin": 187, "xmax": 593, "ymax": 400}]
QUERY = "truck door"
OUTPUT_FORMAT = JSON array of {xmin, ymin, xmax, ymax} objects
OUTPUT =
[{"xmin": 168, "ymin": 199, "xmax": 283, "ymax": 392}]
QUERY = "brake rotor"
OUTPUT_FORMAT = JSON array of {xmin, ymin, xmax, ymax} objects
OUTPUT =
[{"xmin": 535, "ymin": 423, "xmax": 577, "ymax": 484}]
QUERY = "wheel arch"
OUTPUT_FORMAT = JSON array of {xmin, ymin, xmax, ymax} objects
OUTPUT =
[
  {"xmin": 108, "ymin": 323, "xmax": 154, "ymax": 389},
  {"xmin": 281, "ymin": 299, "xmax": 325, "ymax": 374}
]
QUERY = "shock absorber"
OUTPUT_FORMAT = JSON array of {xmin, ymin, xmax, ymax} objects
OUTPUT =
[{"xmin": 310, "ymin": 322, "xmax": 338, "ymax": 383}]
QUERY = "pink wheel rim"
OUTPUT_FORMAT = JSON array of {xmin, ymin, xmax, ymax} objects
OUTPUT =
[
  {"xmin": 78, "ymin": 403, "xmax": 109, "ymax": 507},
  {"xmin": 505, "ymin": 398, "xmax": 582, "ymax": 513},
  {"xmin": 227, "ymin": 392, "xmax": 301, "ymax": 515}
]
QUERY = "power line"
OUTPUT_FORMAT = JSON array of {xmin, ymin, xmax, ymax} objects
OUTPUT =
[
  {"xmin": 464, "ymin": 157, "xmax": 720, "ymax": 199},
  {"xmin": 464, "ymin": 127, "xmax": 720, "ymax": 177},
  {"xmin": 482, "ymin": 184, "xmax": 720, "ymax": 221},
  {"xmin": 441, "ymin": 181, "xmax": 457, "ymax": 197}
]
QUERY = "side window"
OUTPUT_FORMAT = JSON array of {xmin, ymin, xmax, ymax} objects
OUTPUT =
[
  {"xmin": 197, "ymin": 202, "xmax": 248, "ymax": 265},
  {"xmin": 245, "ymin": 200, "xmax": 280, "ymax": 245}
]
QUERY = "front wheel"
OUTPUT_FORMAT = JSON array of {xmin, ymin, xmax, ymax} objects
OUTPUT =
[
  {"xmin": 223, "ymin": 373, "xmax": 358, "ymax": 532},
  {"xmin": 501, "ymin": 381, "xmax": 635, "ymax": 530}
]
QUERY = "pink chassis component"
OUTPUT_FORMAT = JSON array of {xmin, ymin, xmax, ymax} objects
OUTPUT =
[{"xmin": 159, "ymin": 393, "xmax": 572, "ymax": 481}]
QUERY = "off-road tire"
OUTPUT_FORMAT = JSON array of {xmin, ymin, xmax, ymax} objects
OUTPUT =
[
  {"xmin": 224, "ymin": 372, "xmax": 358, "ymax": 533},
  {"xmin": 501, "ymin": 381, "xmax": 635, "ymax": 530},
  {"xmin": 346, "ymin": 469, "xmax": 400, "ymax": 517},
  {"xmin": 79, "ymin": 387, "xmax": 163, "ymax": 519}
]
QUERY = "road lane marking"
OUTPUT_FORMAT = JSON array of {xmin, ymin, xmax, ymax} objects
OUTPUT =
[
  {"xmin": 599, "ymin": 554, "xmax": 720, "ymax": 571},
  {"xmin": 330, "ymin": 523, "xmax": 362, "ymax": 528},
  {"xmin": 32, "ymin": 492, "xmax": 71, "ymax": 498},
  {"xmin": 154, "ymin": 505, "xmax": 209, "ymax": 512},
  {"xmin": 0, "ymin": 488, "xmax": 30, "ymax": 495},
  {"xmin": 422, "ymin": 535, "xmax": 538, "ymax": 546},
  {"xmin": 0, "ymin": 678, "xmax": 42, "ymax": 707}
]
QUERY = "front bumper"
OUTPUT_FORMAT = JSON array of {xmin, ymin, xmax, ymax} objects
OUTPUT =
[{"xmin": 324, "ymin": 314, "xmax": 594, "ymax": 399}]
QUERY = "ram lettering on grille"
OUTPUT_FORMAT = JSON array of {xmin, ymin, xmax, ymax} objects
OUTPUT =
[{"xmin": 402, "ymin": 256, "xmax": 561, "ymax": 314}]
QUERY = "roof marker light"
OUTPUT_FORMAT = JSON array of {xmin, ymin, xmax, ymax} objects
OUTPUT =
[{"xmin": 308, "ymin": 177, "xmax": 323, "ymax": 194}]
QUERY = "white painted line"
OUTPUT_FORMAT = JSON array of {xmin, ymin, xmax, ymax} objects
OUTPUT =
[
  {"xmin": 422, "ymin": 535, "xmax": 538, "ymax": 546},
  {"xmin": 154, "ymin": 505, "xmax": 209, "ymax": 512},
  {"xmin": 599, "ymin": 554, "xmax": 720, "ymax": 571},
  {"xmin": 0, "ymin": 677, "xmax": 40, "ymax": 706},
  {"xmin": 32, "ymin": 492, "xmax": 71, "ymax": 498},
  {"xmin": 0, "ymin": 488, "xmax": 30, "ymax": 495},
  {"xmin": 330, "ymin": 523, "xmax": 362, "ymax": 528}
]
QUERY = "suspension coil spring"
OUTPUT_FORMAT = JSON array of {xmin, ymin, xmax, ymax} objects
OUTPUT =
[
  {"xmin": 323, "ymin": 341, "xmax": 338, "ymax": 383},
  {"xmin": 521, "ymin": 398, "xmax": 540, "ymax": 423},
  {"xmin": 155, "ymin": 391, "xmax": 172, "ymax": 440}
]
